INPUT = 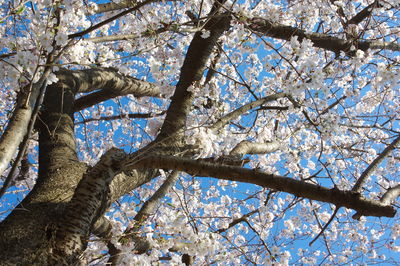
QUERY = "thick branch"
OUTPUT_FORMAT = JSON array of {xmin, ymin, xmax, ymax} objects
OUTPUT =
[
  {"xmin": 48, "ymin": 68, "xmax": 160, "ymax": 112},
  {"xmin": 124, "ymin": 155, "xmax": 396, "ymax": 218},
  {"xmin": 381, "ymin": 185, "xmax": 400, "ymax": 205},
  {"xmin": 247, "ymin": 17, "xmax": 400, "ymax": 54},
  {"xmin": 93, "ymin": 0, "xmax": 139, "ymax": 13},
  {"xmin": 92, "ymin": 0, "xmax": 177, "ymax": 14},
  {"xmin": 50, "ymin": 148, "xmax": 125, "ymax": 264},
  {"xmin": 156, "ymin": 3, "xmax": 231, "ymax": 141}
]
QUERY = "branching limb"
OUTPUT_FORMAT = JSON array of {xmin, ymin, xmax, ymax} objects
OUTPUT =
[{"xmin": 216, "ymin": 209, "xmax": 259, "ymax": 234}]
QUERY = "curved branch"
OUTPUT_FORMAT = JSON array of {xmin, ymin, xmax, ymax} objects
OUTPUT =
[
  {"xmin": 124, "ymin": 154, "xmax": 396, "ymax": 218},
  {"xmin": 108, "ymin": 171, "xmax": 179, "ymax": 265}
]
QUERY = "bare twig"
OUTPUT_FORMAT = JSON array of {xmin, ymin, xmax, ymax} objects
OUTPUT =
[{"xmin": 309, "ymin": 207, "xmax": 340, "ymax": 246}]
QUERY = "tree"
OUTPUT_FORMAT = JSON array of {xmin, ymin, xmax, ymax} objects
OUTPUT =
[{"xmin": 0, "ymin": 0, "xmax": 399, "ymax": 264}]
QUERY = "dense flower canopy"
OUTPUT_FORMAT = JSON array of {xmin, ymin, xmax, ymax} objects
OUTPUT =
[{"xmin": 0, "ymin": 0, "xmax": 399, "ymax": 264}]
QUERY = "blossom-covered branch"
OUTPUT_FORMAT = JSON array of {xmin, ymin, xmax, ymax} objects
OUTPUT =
[{"xmin": 108, "ymin": 171, "xmax": 179, "ymax": 264}]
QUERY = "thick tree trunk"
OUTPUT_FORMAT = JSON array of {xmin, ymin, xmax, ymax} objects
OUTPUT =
[
  {"xmin": 0, "ymin": 78, "xmax": 86, "ymax": 265},
  {"xmin": 0, "ymin": 70, "xmax": 161, "ymax": 264}
]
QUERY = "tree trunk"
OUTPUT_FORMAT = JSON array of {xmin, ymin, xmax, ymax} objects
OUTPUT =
[{"xmin": 0, "ymin": 79, "xmax": 86, "ymax": 265}]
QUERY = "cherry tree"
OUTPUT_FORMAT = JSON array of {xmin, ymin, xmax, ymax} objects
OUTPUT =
[{"xmin": 0, "ymin": 0, "xmax": 399, "ymax": 264}]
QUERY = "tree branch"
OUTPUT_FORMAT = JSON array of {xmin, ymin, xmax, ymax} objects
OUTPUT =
[
  {"xmin": 76, "ymin": 111, "xmax": 166, "ymax": 125},
  {"xmin": 92, "ymin": 0, "xmax": 177, "ymax": 14},
  {"xmin": 229, "ymin": 140, "xmax": 281, "ymax": 157},
  {"xmin": 346, "ymin": 1, "xmax": 381, "ymax": 26},
  {"xmin": 123, "ymin": 154, "xmax": 396, "ymax": 218},
  {"xmin": 381, "ymin": 185, "xmax": 400, "ymax": 205},
  {"xmin": 352, "ymin": 135, "xmax": 400, "ymax": 193},
  {"xmin": 108, "ymin": 171, "xmax": 179, "ymax": 265},
  {"xmin": 69, "ymin": 0, "xmax": 158, "ymax": 39},
  {"xmin": 247, "ymin": 17, "xmax": 400, "ymax": 55},
  {"xmin": 47, "ymin": 68, "xmax": 160, "ymax": 112},
  {"xmin": 87, "ymin": 25, "xmax": 199, "ymax": 43},
  {"xmin": 51, "ymin": 148, "xmax": 125, "ymax": 264},
  {"xmin": 0, "ymin": 70, "xmax": 50, "ymax": 178},
  {"xmin": 0, "ymin": 79, "xmax": 47, "ymax": 199},
  {"xmin": 156, "ymin": 1, "xmax": 231, "ymax": 141},
  {"xmin": 209, "ymin": 92, "xmax": 287, "ymax": 132}
]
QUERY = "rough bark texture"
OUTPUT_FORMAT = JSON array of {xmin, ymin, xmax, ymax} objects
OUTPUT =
[{"xmin": 0, "ymin": 75, "xmax": 85, "ymax": 265}]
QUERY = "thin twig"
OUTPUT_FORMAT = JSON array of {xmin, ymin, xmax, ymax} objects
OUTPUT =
[
  {"xmin": 309, "ymin": 207, "xmax": 339, "ymax": 246},
  {"xmin": 68, "ymin": 0, "xmax": 157, "ymax": 39}
]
